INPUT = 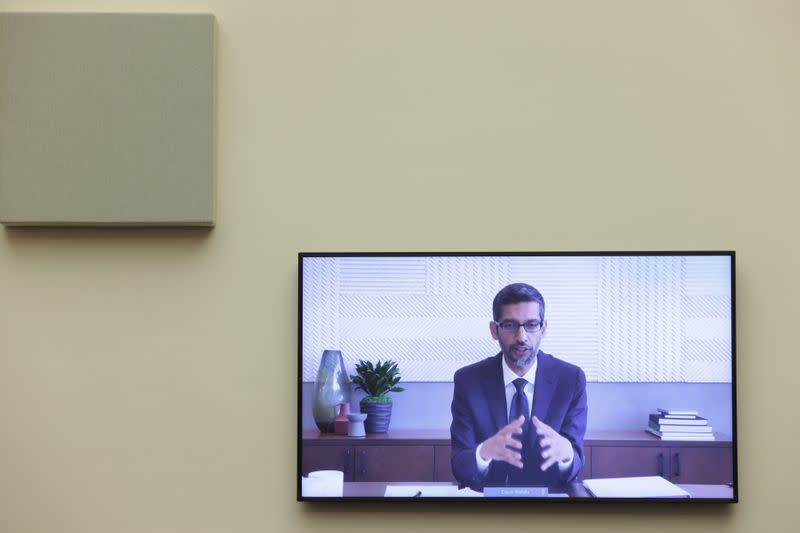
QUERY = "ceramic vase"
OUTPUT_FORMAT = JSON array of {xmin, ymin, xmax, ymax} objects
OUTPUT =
[
  {"xmin": 311, "ymin": 350, "xmax": 351, "ymax": 433},
  {"xmin": 334, "ymin": 402, "xmax": 351, "ymax": 435},
  {"xmin": 346, "ymin": 413, "xmax": 367, "ymax": 437}
]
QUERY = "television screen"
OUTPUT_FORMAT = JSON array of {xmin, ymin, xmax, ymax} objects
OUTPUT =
[{"xmin": 298, "ymin": 252, "xmax": 736, "ymax": 502}]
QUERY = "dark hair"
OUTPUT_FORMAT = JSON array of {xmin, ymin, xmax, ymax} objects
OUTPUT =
[{"xmin": 492, "ymin": 283, "xmax": 545, "ymax": 322}]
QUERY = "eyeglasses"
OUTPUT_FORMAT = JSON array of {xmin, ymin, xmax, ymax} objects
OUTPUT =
[{"xmin": 495, "ymin": 320, "xmax": 543, "ymax": 334}]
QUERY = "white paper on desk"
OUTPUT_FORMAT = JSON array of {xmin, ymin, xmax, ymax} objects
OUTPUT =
[
  {"xmin": 583, "ymin": 476, "xmax": 690, "ymax": 498},
  {"xmin": 384, "ymin": 485, "xmax": 482, "ymax": 497}
]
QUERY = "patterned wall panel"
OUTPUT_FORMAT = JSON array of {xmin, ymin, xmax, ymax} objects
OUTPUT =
[
  {"xmin": 597, "ymin": 257, "xmax": 683, "ymax": 382},
  {"xmin": 302, "ymin": 258, "xmax": 340, "ymax": 380},
  {"xmin": 331, "ymin": 256, "xmax": 504, "ymax": 381},
  {"xmin": 338, "ymin": 294, "xmax": 488, "ymax": 318},
  {"xmin": 427, "ymin": 256, "xmax": 510, "ymax": 296},
  {"xmin": 301, "ymin": 255, "xmax": 733, "ymax": 383},
  {"xmin": 681, "ymin": 340, "xmax": 732, "ymax": 382},
  {"xmin": 510, "ymin": 257, "xmax": 600, "ymax": 380},
  {"xmin": 683, "ymin": 256, "xmax": 732, "ymax": 296},
  {"xmin": 681, "ymin": 257, "xmax": 733, "ymax": 382},
  {"xmin": 339, "ymin": 257, "xmax": 427, "ymax": 293},
  {"xmin": 339, "ymin": 338, "xmax": 499, "ymax": 382}
]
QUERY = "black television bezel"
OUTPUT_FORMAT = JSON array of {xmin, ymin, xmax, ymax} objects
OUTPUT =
[{"xmin": 297, "ymin": 251, "xmax": 738, "ymax": 504}]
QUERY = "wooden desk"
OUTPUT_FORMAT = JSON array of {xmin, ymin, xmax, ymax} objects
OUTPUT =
[
  {"xmin": 343, "ymin": 481, "xmax": 588, "ymax": 498},
  {"xmin": 341, "ymin": 481, "xmax": 733, "ymax": 499},
  {"xmin": 302, "ymin": 430, "xmax": 734, "ymax": 485}
]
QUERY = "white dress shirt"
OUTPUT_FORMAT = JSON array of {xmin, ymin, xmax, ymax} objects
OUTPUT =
[{"xmin": 474, "ymin": 353, "xmax": 574, "ymax": 474}]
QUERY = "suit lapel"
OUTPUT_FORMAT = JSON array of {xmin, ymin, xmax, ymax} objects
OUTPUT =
[
  {"xmin": 481, "ymin": 353, "xmax": 508, "ymax": 433},
  {"xmin": 531, "ymin": 351, "xmax": 556, "ymax": 427}
]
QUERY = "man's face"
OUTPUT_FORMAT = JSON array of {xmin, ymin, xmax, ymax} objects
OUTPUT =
[{"xmin": 490, "ymin": 301, "xmax": 547, "ymax": 370}]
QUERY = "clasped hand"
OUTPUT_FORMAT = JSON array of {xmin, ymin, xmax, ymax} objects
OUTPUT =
[{"xmin": 479, "ymin": 415, "xmax": 573, "ymax": 471}]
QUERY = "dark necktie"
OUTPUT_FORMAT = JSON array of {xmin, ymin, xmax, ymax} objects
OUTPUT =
[{"xmin": 508, "ymin": 378, "xmax": 530, "ymax": 485}]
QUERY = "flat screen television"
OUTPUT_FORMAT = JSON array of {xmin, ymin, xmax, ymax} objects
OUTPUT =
[{"xmin": 298, "ymin": 252, "xmax": 736, "ymax": 502}]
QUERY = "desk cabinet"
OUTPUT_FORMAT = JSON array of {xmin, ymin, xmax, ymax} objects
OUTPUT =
[
  {"xmin": 301, "ymin": 445, "xmax": 355, "ymax": 481},
  {"xmin": 300, "ymin": 440, "xmax": 434, "ymax": 482},
  {"xmin": 355, "ymin": 446, "xmax": 434, "ymax": 482},
  {"xmin": 591, "ymin": 446, "xmax": 670, "ymax": 478},
  {"xmin": 302, "ymin": 430, "xmax": 733, "ymax": 484},
  {"xmin": 668, "ymin": 446, "xmax": 733, "ymax": 484},
  {"xmin": 434, "ymin": 446, "xmax": 455, "ymax": 482},
  {"xmin": 588, "ymin": 431, "xmax": 733, "ymax": 484}
]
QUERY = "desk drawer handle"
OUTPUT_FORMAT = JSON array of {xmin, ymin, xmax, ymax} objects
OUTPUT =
[
  {"xmin": 343, "ymin": 449, "xmax": 351, "ymax": 476},
  {"xmin": 359, "ymin": 450, "xmax": 367, "ymax": 477},
  {"xmin": 657, "ymin": 453, "xmax": 665, "ymax": 477},
  {"xmin": 673, "ymin": 452, "xmax": 681, "ymax": 477}
]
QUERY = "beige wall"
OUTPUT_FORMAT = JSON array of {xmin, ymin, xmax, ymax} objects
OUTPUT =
[{"xmin": 1, "ymin": 1, "xmax": 797, "ymax": 532}]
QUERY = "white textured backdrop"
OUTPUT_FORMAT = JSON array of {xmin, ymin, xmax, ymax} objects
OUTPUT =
[{"xmin": 302, "ymin": 255, "xmax": 732, "ymax": 383}]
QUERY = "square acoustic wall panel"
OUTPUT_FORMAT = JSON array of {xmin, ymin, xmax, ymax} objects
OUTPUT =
[{"xmin": 0, "ymin": 13, "xmax": 215, "ymax": 226}]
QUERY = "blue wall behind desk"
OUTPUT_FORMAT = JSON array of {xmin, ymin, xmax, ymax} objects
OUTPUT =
[{"xmin": 301, "ymin": 382, "xmax": 733, "ymax": 436}]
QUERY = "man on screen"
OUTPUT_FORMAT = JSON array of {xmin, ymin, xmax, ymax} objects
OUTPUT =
[{"xmin": 450, "ymin": 283, "xmax": 588, "ymax": 491}]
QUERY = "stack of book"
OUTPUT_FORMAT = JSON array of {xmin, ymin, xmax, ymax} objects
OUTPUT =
[{"xmin": 646, "ymin": 408, "xmax": 715, "ymax": 441}]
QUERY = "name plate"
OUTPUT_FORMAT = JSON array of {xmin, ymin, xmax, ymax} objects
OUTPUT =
[{"xmin": 484, "ymin": 486, "xmax": 549, "ymax": 497}]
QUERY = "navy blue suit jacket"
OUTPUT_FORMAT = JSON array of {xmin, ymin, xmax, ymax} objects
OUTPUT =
[{"xmin": 450, "ymin": 351, "xmax": 587, "ymax": 491}]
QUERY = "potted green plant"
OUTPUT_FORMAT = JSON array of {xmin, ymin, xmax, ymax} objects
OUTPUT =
[{"xmin": 351, "ymin": 359, "xmax": 405, "ymax": 433}]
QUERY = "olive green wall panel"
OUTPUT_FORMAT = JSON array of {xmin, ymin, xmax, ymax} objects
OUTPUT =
[{"xmin": 0, "ymin": 13, "xmax": 215, "ymax": 226}]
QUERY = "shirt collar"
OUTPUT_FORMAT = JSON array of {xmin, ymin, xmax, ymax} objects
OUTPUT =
[{"xmin": 501, "ymin": 350, "xmax": 538, "ymax": 387}]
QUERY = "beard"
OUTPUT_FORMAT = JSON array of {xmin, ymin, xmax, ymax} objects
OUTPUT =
[{"xmin": 504, "ymin": 344, "xmax": 537, "ymax": 369}]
